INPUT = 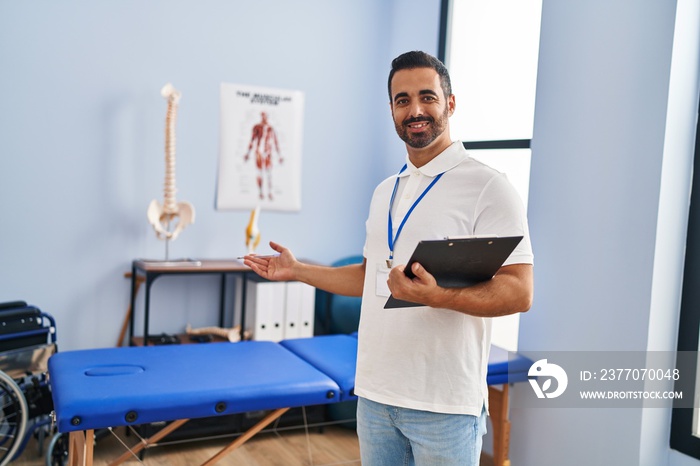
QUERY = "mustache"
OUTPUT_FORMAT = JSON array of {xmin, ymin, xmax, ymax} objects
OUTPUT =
[{"xmin": 402, "ymin": 116, "xmax": 434, "ymax": 126}]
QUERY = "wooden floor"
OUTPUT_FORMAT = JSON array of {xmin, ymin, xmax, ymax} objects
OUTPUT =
[
  {"xmin": 13, "ymin": 425, "xmax": 495, "ymax": 465},
  {"xmin": 14, "ymin": 425, "xmax": 361, "ymax": 466}
]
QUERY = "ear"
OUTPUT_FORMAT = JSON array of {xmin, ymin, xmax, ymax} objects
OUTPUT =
[{"xmin": 447, "ymin": 94, "xmax": 456, "ymax": 117}]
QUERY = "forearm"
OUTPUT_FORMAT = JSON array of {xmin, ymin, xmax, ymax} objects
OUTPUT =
[
  {"xmin": 388, "ymin": 263, "xmax": 532, "ymax": 317},
  {"xmin": 429, "ymin": 264, "xmax": 533, "ymax": 317},
  {"xmin": 292, "ymin": 261, "xmax": 366, "ymax": 297}
]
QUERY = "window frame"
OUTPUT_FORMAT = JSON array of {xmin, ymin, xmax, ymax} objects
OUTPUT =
[
  {"xmin": 438, "ymin": 0, "xmax": 533, "ymax": 152},
  {"xmin": 670, "ymin": 96, "xmax": 700, "ymax": 458}
]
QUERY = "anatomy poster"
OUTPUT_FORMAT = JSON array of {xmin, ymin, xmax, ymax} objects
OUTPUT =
[{"xmin": 217, "ymin": 83, "xmax": 304, "ymax": 211}]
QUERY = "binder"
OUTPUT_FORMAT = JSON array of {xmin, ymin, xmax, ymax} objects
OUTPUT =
[
  {"xmin": 384, "ymin": 235, "xmax": 523, "ymax": 309},
  {"xmin": 246, "ymin": 279, "xmax": 286, "ymax": 341},
  {"xmin": 246, "ymin": 279, "xmax": 315, "ymax": 341},
  {"xmin": 284, "ymin": 282, "xmax": 315, "ymax": 339}
]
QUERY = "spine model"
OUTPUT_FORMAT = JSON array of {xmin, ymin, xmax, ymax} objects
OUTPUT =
[{"xmin": 147, "ymin": 83, "xmax": 195, "ymax": 242}]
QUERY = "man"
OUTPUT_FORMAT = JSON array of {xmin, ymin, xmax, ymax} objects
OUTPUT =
[{"xmin": 244, "ymin": 51, "xmax": 533, "ymax": 465}]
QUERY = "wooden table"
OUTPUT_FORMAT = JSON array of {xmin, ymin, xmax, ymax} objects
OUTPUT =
[{"xmin": 128, "ymin": 259, "xmax": 250, "ymax": 346}]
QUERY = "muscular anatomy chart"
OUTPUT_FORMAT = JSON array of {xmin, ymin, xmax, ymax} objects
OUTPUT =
[
  {"xmin": 245, "ymin": 111, "xmax": 282, "ymax": 201},
  {"xmin": 217, "ymin": 83, "xmax": 304, "ymax": 211}
]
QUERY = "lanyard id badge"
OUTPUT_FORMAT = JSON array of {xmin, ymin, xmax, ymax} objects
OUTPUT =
[
  {"xmin": 375, "ymin": 263, "xmax": 391, "ymax": 297},
  {"xmin": 387, "ymin": 164, "xmax": 444, "ymax": 267}
]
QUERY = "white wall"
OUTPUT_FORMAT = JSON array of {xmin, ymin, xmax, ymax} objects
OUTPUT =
[
  {"xmin": 380, "ymin": 1, "xmax": 443, "ymax": 174},
  {"xmin": 0, "ymin": 0, "xmax": 441, "ymax": 350},
  {"xmin": 5, "ymin": 0, "xmax": 700, "ymax": 464},
  {"xmin": 512, "ymin": 0, "xmax": 700, "ymax": 465}
]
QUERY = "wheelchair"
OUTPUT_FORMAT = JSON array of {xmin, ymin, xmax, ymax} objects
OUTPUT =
[{"xmin": 0, "ymin": 301, "xmax": 65, "ymax": 466}]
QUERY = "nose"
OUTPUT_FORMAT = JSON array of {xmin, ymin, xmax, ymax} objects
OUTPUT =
[{"xmin": 408, "ymin": 100, "xmax": 425, "ymax": 118}]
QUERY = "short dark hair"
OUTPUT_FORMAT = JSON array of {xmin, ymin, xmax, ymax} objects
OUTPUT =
[{"xmin": 387, "ymin": 51, "xmax": 452, "ymax": 101}]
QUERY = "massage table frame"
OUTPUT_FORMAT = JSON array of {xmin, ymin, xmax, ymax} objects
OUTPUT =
[{"xmin": 49, "ymin": 335, "xmax": 530, "ymax": 466}]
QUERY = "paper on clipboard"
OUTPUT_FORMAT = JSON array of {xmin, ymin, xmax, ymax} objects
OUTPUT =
[{"xmin": 384, "ymin": 235, "xmax": 523, "ymax": 309}]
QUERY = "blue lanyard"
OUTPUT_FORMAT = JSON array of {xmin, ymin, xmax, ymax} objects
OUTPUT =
[{"xmin": 387, "ymin": 164, "xmax": 444, "ymax": 266}]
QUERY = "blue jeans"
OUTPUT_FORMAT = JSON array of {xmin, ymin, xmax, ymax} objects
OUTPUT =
[{"xmin": 356, "ymin": 397, "xmax": 487, "ymax": 466}]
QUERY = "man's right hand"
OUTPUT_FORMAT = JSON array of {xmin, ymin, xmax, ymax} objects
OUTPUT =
[{"xmin": 243, "ymin": 241, "xmax": 297, "ymax": 282}]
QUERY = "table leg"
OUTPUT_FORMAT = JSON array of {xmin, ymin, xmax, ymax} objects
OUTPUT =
[
  {"xmin": 489, "ymin": 384, "xmax": 511, "ymax": 466},
  {"xmin": 239, "ymin": 273, "xmax": 248, "ymax": 341},
  {"xmin": 142, "ymin": 275, "xmax": 155, "ymax": 345},
  {"xmin": 219, "ymin": 273, "xmax": 226, "ymax": 328},
  {"xmin": 128, "ymin": 263, "xmax": 137, "ymax": 345},
  {"xmin": 119, "ymin": 273, "xmax": 144, "ymax": 347},
  {"xmin": 201, "ymin": 407, "xmax": 290, "ymax": 466},
  {"xmin": 109, "ymin": 418, "xmax": 190, "ymax": 466},
  {"xmin": 68, "ymin": 429, "xmax": 94, "ymax": 466}
]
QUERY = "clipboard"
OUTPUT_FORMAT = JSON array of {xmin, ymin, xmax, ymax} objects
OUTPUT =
[{"xmin": 384, "ymin": 235, "xmax": 523, "ymax": 309}]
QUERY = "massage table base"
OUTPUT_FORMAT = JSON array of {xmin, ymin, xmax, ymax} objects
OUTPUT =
[
  {"xmin": 66, "ymin": 390, "xmax": 514, "ymax": 466},
  {"xmin": 66, "ymin": 408, "xmax": 292, "ymax": 466}
]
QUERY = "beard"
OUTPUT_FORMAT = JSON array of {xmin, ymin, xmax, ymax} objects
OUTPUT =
[{"xmin": 394, "ymin": 106, "xmax": 450, "ymax": 149}]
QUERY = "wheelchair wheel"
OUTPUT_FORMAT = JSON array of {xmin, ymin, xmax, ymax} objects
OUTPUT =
[
  {"xmin": 45, "ymin": 432, "xmax": 68, "ymax": 466},
  {"xmin": 0, "ymin": 370, "xmax": 28, "ymax": 466}
]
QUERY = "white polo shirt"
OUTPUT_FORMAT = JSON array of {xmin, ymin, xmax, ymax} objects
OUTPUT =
[{"xmin": 354, "ymin": 141, "xmax": 533, "ymax": 416}]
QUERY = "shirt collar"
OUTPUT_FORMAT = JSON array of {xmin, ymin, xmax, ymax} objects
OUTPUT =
[{"xmin": 400, "ymin": 141, "xmax": 468, "ymax": 178}]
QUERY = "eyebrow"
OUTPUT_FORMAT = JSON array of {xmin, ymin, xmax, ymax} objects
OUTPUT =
[
  {"xmin": 392, "ymin": 89, "xmax": 439, "ymax": 103},
  {"xmin": 393, "ymin": 92, "xmax": 409, "ymax": 103}
]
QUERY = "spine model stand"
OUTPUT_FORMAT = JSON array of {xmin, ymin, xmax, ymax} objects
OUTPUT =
[
  {"xmin": 245, "ymin": 205, "xmax": 261, "ymax": 254},
  {"xmin": 147, "ymin": 83, "xmax": 195, "ymax": 259}
]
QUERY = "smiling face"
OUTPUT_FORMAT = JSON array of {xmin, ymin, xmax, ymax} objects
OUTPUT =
[{"xmin": 390, "ymin": 67, "xmax": 455, "ymax": 163}]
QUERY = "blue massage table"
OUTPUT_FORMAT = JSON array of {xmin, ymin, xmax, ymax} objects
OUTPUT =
[{"xmin": 48, "ymin": 334, "xmax": 530, "ymax": 466}]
